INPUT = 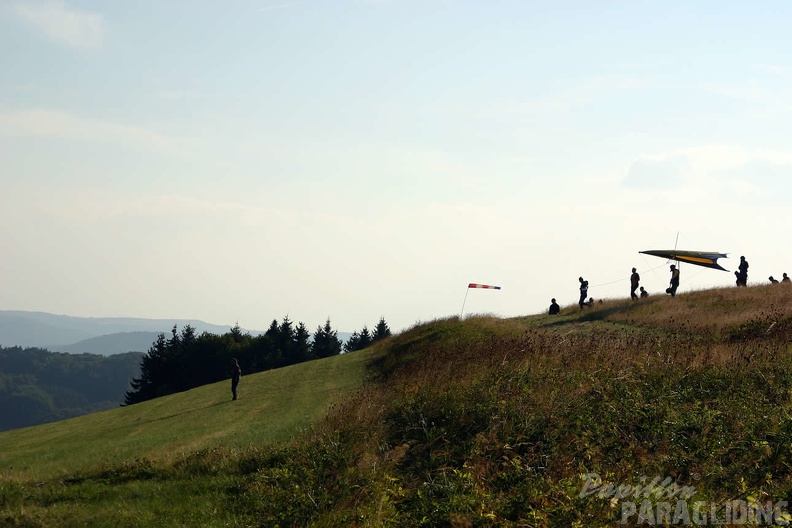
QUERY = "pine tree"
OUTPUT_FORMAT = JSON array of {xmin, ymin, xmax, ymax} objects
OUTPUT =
[
  {"xmin": 359, "ymin": 326, "xmax": 372, "ymax": 349},
  {"xmin": 311, "ymin": 318, "xmax": 342, "ymax": 359},
  {"xmin": 123, "ymin": 333, "xmax": 168, "ymax": 405},
  {"xmin": 343, "ymin": 331, "xmax": 361, "ymax": 353},
  {"xmin": 344, "ymin": 325, "xmax": 374, "ymax": 353},
  {"xmin": 292, "ymin": 322, "xmax": 311, "ymax": 364},
  {"xmin": 373, "ymin": 317, "xmax": 391, "ymax": 342}
]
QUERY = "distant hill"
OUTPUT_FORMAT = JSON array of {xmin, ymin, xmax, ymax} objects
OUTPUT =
[
  {"xmin": 0, "ymin": 310, "xmax": 353, "ymax": 355},
  {"xmin": 0, "ymin": 310, "xmax": 260, "ymax": 349},
  {"xmin": 51, "ymin": 331, "xmax": 164, "ymax": 356}
]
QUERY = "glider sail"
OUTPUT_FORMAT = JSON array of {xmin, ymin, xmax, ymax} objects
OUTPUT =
[{"xmin": 639, "ymin": 250, "xmax": 729, "ymax": 271}]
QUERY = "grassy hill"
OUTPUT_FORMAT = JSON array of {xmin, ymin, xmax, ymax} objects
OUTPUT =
[{"xmin": 3, "ymin": 284, "xmax": 792, "ymax": 526}]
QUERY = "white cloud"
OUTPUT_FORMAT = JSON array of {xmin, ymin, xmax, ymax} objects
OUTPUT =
[
  {"xmin": 0, "ymin": 109, "xmax": 189, "ymax": 153},
  {"xmin": 622, "ymin": 144, "xmax": 792, "ymax": 202},
  {"xmin": 14, "ymin": 1, "xmax": 105, "ymax": 50}
]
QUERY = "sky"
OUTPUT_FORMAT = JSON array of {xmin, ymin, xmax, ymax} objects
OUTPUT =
[{"xmin": 2, "ymin": 0, "xmax": 792, "ymax": 334}]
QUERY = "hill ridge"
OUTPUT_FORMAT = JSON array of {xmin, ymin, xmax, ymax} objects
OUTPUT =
[{"xmin": 2, "ymin": 284, "xmax": 792, "ymax": 526}]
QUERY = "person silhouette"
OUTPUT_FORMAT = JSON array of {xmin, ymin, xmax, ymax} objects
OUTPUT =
[
  {"xmin": 578, "ymin": 277, "xmax": 589, "ymax": 309},
  {"xmin": 549, "ymin": 298, "xmax": 560, "ymax": 315},
  {"xmin": 769, "ymin": 276, "xmax": 779, "ymax": 284},
  {"xmin": 230, "ymin": 358, "xmax": 242, "ymax": 401},
  {"xmin": 639, "ymin": 286, "xmax": 649, "ymax": 298},
  {"xmin": 630, "ymin": 267, "xmax": 640, "ymax": 301},
  {"xmin": 737, "ymin": 256, "xmax": 749, "ymax": 286},
  {"xmin": 666, "ymin": 265, "xmax": 680, "ymax": 297},
  {"xmin": 783, "ymin": 273, "xmax": 791, "ymax": 284}
]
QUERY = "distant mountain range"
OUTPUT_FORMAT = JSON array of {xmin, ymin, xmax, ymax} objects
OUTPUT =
[
  {"xmin": 53, "ymin": 331, "xmax": 166, "ymax": 356},
  {"xmin": 0, "ymin": 311, "xmax": 260, "ymax": 356},
  {"xmin": 0, "ymin": 311, "xmax": 352, "ymax": 356}
]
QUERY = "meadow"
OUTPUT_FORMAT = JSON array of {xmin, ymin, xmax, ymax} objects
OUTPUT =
[{"xmin": 2, "ymin": 283, "xmax": 792, "ymax": 526}]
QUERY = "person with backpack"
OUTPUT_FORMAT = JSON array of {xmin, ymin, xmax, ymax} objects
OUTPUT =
[{"xmin": 578, "ymin": 277, "xmax": 589, "ymax": 309}]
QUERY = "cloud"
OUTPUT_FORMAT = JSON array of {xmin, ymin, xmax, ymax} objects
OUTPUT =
[
  {"xmin": 0, "ymin": 109, "xmax": 188, "ymax": 153},
  {"xmin": 623, "ymin": 158, "xmax": 685, "ymax": 190},
  {"xmin": 257, "ymin": 1, "xmax": 302, "ymax": 12},
  {"xmin": 711, "ymin": 160, "xmax": 792, "ymax": 199},
  {"xmin": 14, "ymin": 1, "xmax": 105, "ymax": 50},
  {"xmin": 622, "ymin": 145, "xmax": 792, "ymax": 201}
]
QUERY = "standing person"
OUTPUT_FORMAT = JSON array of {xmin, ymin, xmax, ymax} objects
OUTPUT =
[
  {"xmin": 578, "ymin": 277, "xmax": 589, "ymax": 309},
  {"xmin": 230, "ymin": 358, "xmax": 241, "ymax": 401},
  {"xmin": 737, "ymin": 256, "xmax": 749, "ymax": 286},
  {"xmin": 666, "ymin": 265, "xmax": 680, "ymax": 297},
  {"xmin": 630, "ymin": 267, "xmax": 641, "ymax": 301},
  {"xmin": 548, "ymin": 298, "xmax": 560, "ymax": 315}
]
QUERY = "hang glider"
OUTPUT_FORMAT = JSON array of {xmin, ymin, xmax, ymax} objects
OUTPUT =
[{"xmin": 639, "ymin": 250, "xmax": 729, "ymax": 271}]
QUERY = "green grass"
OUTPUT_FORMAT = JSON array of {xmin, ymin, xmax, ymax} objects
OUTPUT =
[
  {"xmin": 0, "ymin": 346, "xmax": 377, "ymax": 480},
  {"xmin": 4, "ymin": 285, "xmax": 792, "ymax": 526}
]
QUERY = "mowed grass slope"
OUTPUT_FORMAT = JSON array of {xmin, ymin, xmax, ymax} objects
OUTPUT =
[
  {"xmin": 4, "ymin": 283, "xmax": 792, "ymax": 526},
  {"xmin": 0, "ymin": 345, "xmax": 378, "ymax": 480}
]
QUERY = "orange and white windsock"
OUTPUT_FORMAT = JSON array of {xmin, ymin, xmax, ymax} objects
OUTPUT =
[{"xmin": 468, "ymin": 283, "xmax": 501, "ymax": 290}]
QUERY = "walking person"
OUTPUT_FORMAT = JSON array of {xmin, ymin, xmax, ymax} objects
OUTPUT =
[
  {"xmin": 666, "ymin": 264, "xmax": 680, "ymax": 297},
  {"xmin": 630, "ymin": 267, "xmax": 640, "ymax": 301},
  {"xmin": 578, "ymin": 277, "xmax": 589, "ymax": 309},
  {"xmin": 230, "ymin": 358, "xmax": 241, "ymax": 401}
]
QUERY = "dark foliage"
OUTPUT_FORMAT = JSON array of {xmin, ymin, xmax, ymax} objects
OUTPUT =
[
  {"xmin": 311, "ymin": 319, "xmax": 342, "ymax": 359},
  {"xmin": 344, "ymin": 317, "xmax": 392, "ymax": 353},
  {"xmin": 123, "ymin": 316, "xmax": 341, "ymax": 406},
  {"xmin": 0, "ymin": 346, "xmax": 143, "ymax": 431}
]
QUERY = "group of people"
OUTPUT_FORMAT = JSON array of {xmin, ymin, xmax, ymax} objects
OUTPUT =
[
  {"xmin": 547, "ymin": 255, "xmax": 790, "ymax": 316},
  {"xmin": 768, "ymin": 273, "xmax": 791, "ymax": 284},
  {"xmin": 630, "ymin": 267, "xmax": 649, "ymax": 300}
]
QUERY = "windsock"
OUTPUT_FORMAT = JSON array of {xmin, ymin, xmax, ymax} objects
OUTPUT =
[{"xmin": 468, "ymin": 283, "xmax": 501, "ymax": 289}]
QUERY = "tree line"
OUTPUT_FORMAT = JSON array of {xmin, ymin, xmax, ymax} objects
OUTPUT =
[
  {"xmin": 123, "ymin": 316, "xmax": 391, "ymax": 406},
  {"xmin": 0, "ymin": 346, "xmax": 143, "ymax": 431}
]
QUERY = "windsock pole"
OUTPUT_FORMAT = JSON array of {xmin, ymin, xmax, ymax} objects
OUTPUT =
[{"xmin": 460, "ymin": 283, "xmax": 502, "ymax": 318}]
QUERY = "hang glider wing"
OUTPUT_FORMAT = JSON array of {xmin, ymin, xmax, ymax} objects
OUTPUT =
[{"xmin": 639, "ymin": 250, "xmax": 729, "ymax": 271}]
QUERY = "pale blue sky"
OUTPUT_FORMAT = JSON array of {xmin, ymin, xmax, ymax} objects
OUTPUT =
[{"xmin": 2, "ymin": 0, "xmax": 792, "ymax": 333}]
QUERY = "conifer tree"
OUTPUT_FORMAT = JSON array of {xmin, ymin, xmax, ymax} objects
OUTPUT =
[
  {"xmin": 359, "ymin": 326, "xmax": 372, "ymax": 349},
  {"xmin": 292, "ymin": 321, "xmax": 311, "ymax": 364},
  {"xmin": 311, "ymin": 318, "xmax": 342, "ymax": 359},
  {"xmin": 343, "ymin": 331, "xmax": 361, "ymax": 353},
  {"xmin": 373, "ymin": 317, "xmax": 391, "ymax": 342},
  {"xmin": 124, "ymin": 333, "xmax": 168, "ymax": 405}
]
